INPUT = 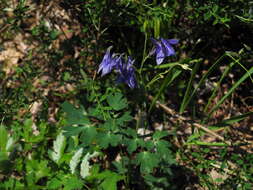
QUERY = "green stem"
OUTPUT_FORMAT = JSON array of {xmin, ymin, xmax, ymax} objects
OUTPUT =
[{"xmin": 139, "ymin": 33, "xmax": 149, "ymax": 75}]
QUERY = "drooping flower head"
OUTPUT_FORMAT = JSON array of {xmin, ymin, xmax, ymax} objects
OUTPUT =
[
  {"xmin": 98, "ymin": 47, "xmax": 137, "ymax": 89},
  {"xmin": 98, "ymin": 46, "xmax": 117, "ymax": 76},
  {"xmin": 151, "ymin": 38, "xmax": 179, "ymax": 65},
  {"xmin": 116, "ymin": 56, "xmax": 137, "ymax": 89}
]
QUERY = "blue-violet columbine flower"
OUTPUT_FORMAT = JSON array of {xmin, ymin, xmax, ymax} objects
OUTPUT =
[
  {"xmin": 116, "ymin": 56, "xmax": 137, "ymax": 89},
  {"xmin": 98, "ymin": 46, "xmax": 118, "ymax": 76},
  {"xmin": 151, "ymin": 38, "xmax": 179, "ymax": 65}
]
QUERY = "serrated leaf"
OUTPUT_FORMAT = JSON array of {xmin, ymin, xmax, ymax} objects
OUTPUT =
[
  {"xmin": 123, "ymin": 128, "xmax": 137, "ymax": 138},
  {"xmin": 70, "ymin": 148, "xmax": 83, "ymax": 174},
  {"xmin": 98, "ymin": 133, "xmax": 122, "ymax": 149},
  {"xmin": 136, "ymin": 151, "xmax": 159, "ymax": 173},
  {"xmin": 88, "ymin": 107, "xmax": 104, "ymax": 120},
  {"xmin": 63, "ymin": 175, "xmax": 83, "ymax": 190},
  {"xmin": 49, "ymin": 133, "xmax": 66, "ymax": 164},
  {"xmin": 100, "ymin": 171, "xmax": 124, "ymax": 190},
  {"xmin": 152, "ymin": 131, "xmax": 169, "ymax": 140},
  {"xmin": 126, "ymin": 138, "xmax": 138, "ymax": 154},
  {"xmin": 80, "ymin": 152, "xmax": 99, "ymax": 179},
  {"xmin": 142, "ymin": 140, "xmax": 154, "ymax": 150},
  {"xmin": 47, "ymin": 177, "xmax": 62, "ymax": 189},
  {"xmin": 80, "ymin": 153, "xmax": 91, "ymax": 179},
  {"xmin": 124, "ymin": 136, "xmax": 141, "ymax": 154},
  {"xmin": 112, "ymin": 157, "xmax": 129, "ymax": 174},
  {"xmin": 102, "ymin": 119, "xmax": 117, "ymax": 131},
  {"xmin": 61, "ymin": 102, "xmax": 90, "ymax": 125},
  {"xmin": 80, "ymin": 126, "xmax": 97, "ymax": 145},
  {"xmin": 25, "ymin": 160, "xmax": 50, "ymax": 183},
  {"xmin": 62, "ymin": 126, "xmax": 85, "ymax": 137},
  {"xmin": 116, "ymin": 111, "xmax": 133, "ymax": 126},
  {"xmin": 107, "ymin": 92, "xmax": 127, "ymax": 111},
  {"xmin": 155, "ymin": 140, "xmax": 174, "ymax": 164}
]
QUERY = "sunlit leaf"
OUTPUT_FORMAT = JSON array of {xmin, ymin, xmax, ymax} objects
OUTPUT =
[
  {"xmin": 49, "ymin": 132, "xmax": 66, "ymax": 164},
  {"xmin": 0, "ymin": 125, "xmax": 8, "ymax": 152},
  {"xmin": 70, "ymin": 148, "xmax": 83, "ymax": 174},
  {"xmin": 63, "ymin": 175, "xmax": 83, "ymax": 190},
  {"xmin": 80, "ymin": 152, "xmax": 99, "ymax": 179},
  {"xmin": 100, "ymin": 171, "xmax": 124, "ymax": 190}
]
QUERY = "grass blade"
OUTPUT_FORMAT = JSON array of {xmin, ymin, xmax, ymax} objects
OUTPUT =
[
  {"xmin": 204, "ymin": 60, "xmax": 236, "ymax": 113},
  {"xmin": 179, "ymin": 60, "xmax": 200, "ymax": 113},
  {"xmin": 208, "ymin": 66, "xmax": 253, "ymax": 115},
  {"xmin": 148, "ymin": 68, "xmax": 182, "ymax": 112},
  {"xmin": 214, "ymin": 112, "xmax": 253, "ymax": 126},
  {"xmin": 179, "ymin": 55, "xmax": 226, "ymax": 113}
]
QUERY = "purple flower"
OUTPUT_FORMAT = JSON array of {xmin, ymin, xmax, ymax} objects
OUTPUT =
[
  {"xmin": 151, "ymin": 38, "xmax": 179, "ymax": 65},
  {"xmin": 116, "ymin": 57, "xmax": 137, "ymax": 89},
  {"xmin": 98, "ymin": 46, "xmax": 118, "ymax": 76},
  {"xmin": 98, "ymin": 47, "xmax": 137, "ymax": 89}
]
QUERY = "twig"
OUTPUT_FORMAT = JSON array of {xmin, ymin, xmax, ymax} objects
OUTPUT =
[
  {"xmin": 148, "ymin": 95, "xmax": 232, "ymax": 145},
  {"xmin": 0, "ymin": 24, "xmax": 10, "ymax": 33}
]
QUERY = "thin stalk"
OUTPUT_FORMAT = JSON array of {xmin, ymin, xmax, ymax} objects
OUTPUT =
[{"xmin": 139, "ymin": 33, "xmax": 149, "ymax": 75}]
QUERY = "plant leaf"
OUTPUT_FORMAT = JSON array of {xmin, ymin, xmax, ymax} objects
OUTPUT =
[
  {"xmin": 126, "ymin": 138, "xmax": 138, "ymax": 154},
  {"xmin": 0, "ymin": 125, "xmax": 8, "ymax": 152},
  {"xmin": 100, "ymin": 171, "xmax": 124, "ymax": 190},
  {"xmin": 107, "ymin": 92, "xmax": 127, "ymax": 111},
  {"xmin": 61, "ymin": 102, "xmax": 90, "ymax": 126},
  {"xmin": 98, "ymin": 133, "xmax": 122, "ymax": 149},
  {"xmin": 152, "ymin": 131, "xmax": 168, "ymax": 140},
  {"xmin": 80, "ymin": 125, "xmax": 97, "ymax": 145},
  {"xmin": 116, "ymin": 111, "xmax": 133, "ymax": 126},
  {"xmin": 155, "ymin": 140, "xmax": 174, "ymax": 164},
  {"xmin": 49, "ymin": 132, "xmax": 66, "ymax": 164},
  {"xmin": 215, "ymin": 112, "xmax": 253, "ymax": 126},
  {"xmin": 69, "ymin": 148, "xmax": 83, "ymax": 174},
  {"xmin": 62, "ymin": 126, "xmax": 85, "ymax": 137},
  {"xmin": 136, "ymin": 151, "xmax": 159, "ymax": 173},
  {"xmin": 80, "ymin": 152, "xmax": 99, "ymax": 179},
  {"xmin": 63, "ymin": 175, "xmax": 83, "ymax": 190}
]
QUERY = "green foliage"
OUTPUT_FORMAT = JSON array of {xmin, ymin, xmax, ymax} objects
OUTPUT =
[
  {"xmin": 48, "ymin": 132, "xmax": 66, "ymax": 165},
  {"xmin": 0, "ymin": 125, "xmax": 8, "ymax": 152},
  {"xmin": 1, "ymin": 0, "xmax": 253, "ymax": 189},
  {"xmin": 107, "ymin": 92, "xmax": 128, "ymax": 111},
  {"xmin": 57, "ymin": 89, "xmax": 176, "ymax": 188},
  {"xmin": 61, "ymin": 102, "xmax": 90, "ymax": 126},
  {"xmin": 69, "ymin": 148, "xmax": 83, "ymax": 174}
]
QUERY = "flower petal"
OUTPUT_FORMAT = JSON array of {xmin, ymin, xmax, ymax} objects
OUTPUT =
[
  {"xmin": 98, "ymin": 46, "xmax": 116, "ymax": 76},
  {"xmin": 168, "ymin": 39, "xmax": 179, "ymax": 44},
  {"xmin": 116, "ymin": 57, "xmax": 137, "ymax": 88},
  {"xmin": 156, "ymin": 47, "xmax": 165, "ymax": 65},
  {"xmin": 128, "ymin": 74, "xmax": 136, "ymax": 88},
  {"xmin": 161, "ymin": 38, "xmax": 175, "ymax": 56}
]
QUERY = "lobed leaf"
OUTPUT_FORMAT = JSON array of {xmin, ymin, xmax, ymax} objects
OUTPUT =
[
  {"xmin": 136, "ymin": 151, "xmax": 159, "ymax": 173},
  {"xmin": 69, "ymin": 148, "xmax": 83, "ymax": 174},
  {"xmin": 107, "ymin": 92, "xmax": 128, "ymax": 111},
  {"xmin": 61, "ymin": 102, "xmax": 90, "ymax": 126},
  {"xmin": 49, "ymin": 132, "xmax": 66, "ymax": 165}
]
